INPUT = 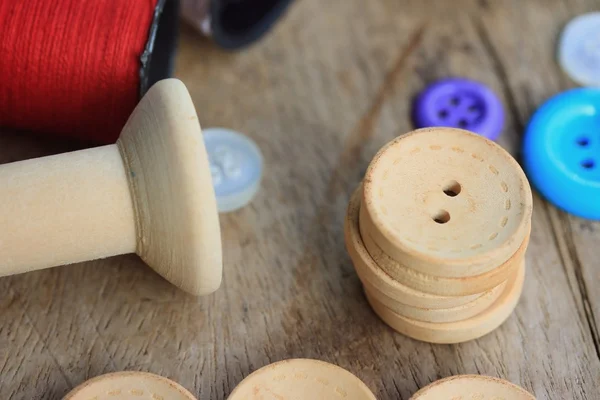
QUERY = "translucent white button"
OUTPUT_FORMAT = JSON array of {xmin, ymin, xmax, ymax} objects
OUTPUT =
[
  {"xmin": 558, "ymin": 12, "xmax": 600, "ymax": 87},
  {"xmin": 202, "ymin": 127, "xmax": 263, "ymax": 213}
]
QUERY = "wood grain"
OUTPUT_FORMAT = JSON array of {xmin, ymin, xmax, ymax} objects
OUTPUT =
[{"xmin": 1, "ymin": 0, "xmax": 600, "ymax": 399}]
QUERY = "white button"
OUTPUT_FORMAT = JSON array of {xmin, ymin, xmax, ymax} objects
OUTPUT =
[
  {"xmin": 558, "ymin": 12, "xmax": 600, "ymax": 87},
  {"xmin": 202, "ymin": 127, "xmax": 263, "ymax": 213}
]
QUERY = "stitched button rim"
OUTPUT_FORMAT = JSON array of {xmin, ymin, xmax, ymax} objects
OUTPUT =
[{"xmin": 363, "ymin": 128, "xmax": 533, "ymax": 271}]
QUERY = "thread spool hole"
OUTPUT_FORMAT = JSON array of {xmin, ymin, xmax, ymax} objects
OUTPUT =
[
  {"xmin": 433, "ymin": 210, "xmax": 451, "ymax": 224},
  {"xmin": 443, "ymin": 180, "xmax": 461, "ymax": 197}
]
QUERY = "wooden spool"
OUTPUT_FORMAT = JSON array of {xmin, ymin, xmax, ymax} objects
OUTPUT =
[{"xmin": 0, "ymin": 79, "xmax": 222, "ymax": 296}]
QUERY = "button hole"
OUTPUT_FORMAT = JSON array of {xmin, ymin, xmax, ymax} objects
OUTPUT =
[
  {"xmin": 438, "ymin": 109, "xmax": 448, "ymax": 119},
  {"xmin": 458, "ymin": 119, "xmax": 468, "ymax": 128},
  {"xmin": 443, "ymin": 180, "xmax": 461, "ymax": 197},
  {"xmin": 450, "ymin": 97, "xmax": 461, "ymax": 106},
  {"xmin": 576, "ymin": 137, "xmax": 590, "ymax": 147},
  {"xmin": 467, "ymin": 105, "xmax": 478, "ymax": 113},
  {"xmin": 433, "ymin": 210, "xmax": 450, "ymax": 224},
  {"xmin": 581, "ymin": 159, "xmax": 595, "ymax": 169}
]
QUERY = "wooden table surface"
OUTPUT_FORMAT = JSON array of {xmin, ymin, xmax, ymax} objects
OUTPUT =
[{"xmin": 2, "ymin": 0, "xmax": 600, "ymax": 399}]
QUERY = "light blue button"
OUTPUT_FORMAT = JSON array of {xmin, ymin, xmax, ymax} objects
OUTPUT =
[
  {"xmin": 558, "ymin": 12, "xmax": 600, "ymax": 87},
  {"xmin": 523, "ymin": 89, "xmax": 600, "ymax": 219},
  {"xmin": 203, "ymin": 127, "xmax": 263, "ymax": 213}
]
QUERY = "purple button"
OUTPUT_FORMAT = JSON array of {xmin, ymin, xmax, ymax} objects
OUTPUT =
[{"xmin": 412, "ymin": 78, "xmax": 505, "ymax": 140}]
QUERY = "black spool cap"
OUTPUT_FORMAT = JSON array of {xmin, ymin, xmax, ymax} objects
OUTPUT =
[
  {"xmin": 138, "ymin": 0, "xmax": 294, "ymax": 97},
  {"xmin": 140, "ymin": 0, "xmax": 181, "ymax": 97},
  {"xmin": 210, "ymin": 0, "xmax": 294, "ymax": 49}
]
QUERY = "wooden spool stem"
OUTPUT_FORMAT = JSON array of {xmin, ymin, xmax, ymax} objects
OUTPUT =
[{"xmin": 0, "ymin": 145, "xmax": 136, "ymax": 276}]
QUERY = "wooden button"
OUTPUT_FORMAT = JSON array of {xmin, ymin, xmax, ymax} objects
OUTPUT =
[
  {"xmin": 366, "ymin": 259, "xmax": 526, "ymax": 344},
  {"xmin": 363, "ymin": 277, "xmax": 506, "ymax": 323},
  {"xmin": 360, "ymin": 211, "xmax": 530, "ymax": 296},
  {"xmin": 410, "ymin": 375, "xmax": 535, "ymax": 399},
  {"xmin": 362, "ymin": 127, "xmax": 532, "ymax": 278},
  {"xmin": 63, "ymin": 371, "xmax": 197, "ymax": 400},
  {"xmin": 345, "ymin": 188, "xmax": 489, "ymax": 309},
  {"xmin": 227, "ymin": 359, "xmax": 376, "ymax": 400}
]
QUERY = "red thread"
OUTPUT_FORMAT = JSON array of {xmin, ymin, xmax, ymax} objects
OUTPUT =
[{"xmin": 0, "ymin": 0, "xmax": 158, "ymax": 143}]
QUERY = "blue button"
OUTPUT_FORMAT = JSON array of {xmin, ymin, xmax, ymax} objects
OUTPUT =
[
  {"xmin": 523, "ymin": 89, "xmax": 600, "ymax": 219},
  {"xmin": 202, "ymin": 127, "xmax": 263, "ymax": 213}
]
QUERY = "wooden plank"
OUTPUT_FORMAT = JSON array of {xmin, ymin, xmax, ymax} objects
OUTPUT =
[
  {"xmin": 0, "ymin": 0, "xmax": 599, "ymax": 399},
  {"xmin": 0, "ymin": 277, "xmax": 71, "ymax": 399},
  {"xmin": 476, "ymin": 1, "xmax": 600, "ymax": 391}
]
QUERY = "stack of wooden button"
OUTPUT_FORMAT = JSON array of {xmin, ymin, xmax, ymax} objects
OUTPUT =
[{"xmin": 345, "ymin": 127, "xmax": 533, "ymax": 344}]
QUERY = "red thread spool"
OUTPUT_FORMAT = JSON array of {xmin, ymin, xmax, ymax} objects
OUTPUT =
[{"xmin": 0, "ymin": 0, "xmax": 178, "ymax": 143}]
